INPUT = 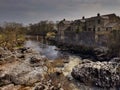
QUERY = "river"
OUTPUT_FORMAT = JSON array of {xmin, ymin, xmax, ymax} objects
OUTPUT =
[{"xmin": 24, "ymin": 37, "xmax": 118, "ymax": 90}]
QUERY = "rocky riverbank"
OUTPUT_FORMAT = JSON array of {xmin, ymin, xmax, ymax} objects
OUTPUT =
[
  {"xmin": 71, "ymin": 58, "xmax": 120, "ymax": 88},
  {"xmin": 0, "ymin": 40, "xmax": 120, "ymax": 90},
  {"xmin": 50, "ymin": 39, "xmax": 118, "ymax": 62},
  {"xmin": 0, "ymin": 47, "xmax": 74, "ymax": 90}
]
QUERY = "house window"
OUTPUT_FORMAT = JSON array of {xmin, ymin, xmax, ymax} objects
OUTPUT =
[
  {"xmin": 88, "ymin": 28, "xmax": 91, "ymax": 31},
  {"xmin": 106, "ymin": 28, "xmax": 108, "ymax": 31},
  {"xmin": 106, "ymin": 27, "xmax": 112, "ymax": 31},
  {"xmin": 98, "ymin": 19, "xmax": 101, "ymax": 24},
  {"xmin": 93, "ymin": 28, "xmax": 95, "ymax": 31},
  {"xmin": 98, "ymin": 28, "xmax": 100, "ymax": 31},
  {"xmin": 93, "ymin": 26, "xmax": 95, "ymax": 31}
]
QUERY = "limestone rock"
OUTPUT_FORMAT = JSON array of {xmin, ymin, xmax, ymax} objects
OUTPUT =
[
  {"xmin": 0, "ymin": 84, "xmax": 21, "ymax": 90},
  {"xmin": 71, "ymin": 60, "xmax": 120, "ymax": 87}
]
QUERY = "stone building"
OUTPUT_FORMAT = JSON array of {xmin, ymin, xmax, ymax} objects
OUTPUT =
[
  {"xmin": 57, "ymin": 19, "xmax": 72, "ymax": 41},
  {"xmin": 68, "ymin": 17, "xmax": 86, "ymax": 32},
  {"xmin": 57, "ymin": 17, "xmax": 95, "ymax": 46},
  {"xmin": 63, "ymin": 18, "xmax": 88, "ymax": 45},
  {"xmin": 86, "ymin": 13, "xmax": 120, "ymax": 45},
  {"xmin": 56, "ymin": 13, "xmax": 120, "ymax": 46},
  {"xmin": 86, "ymin": 13, "xmax": 120, "ymax": 32}
]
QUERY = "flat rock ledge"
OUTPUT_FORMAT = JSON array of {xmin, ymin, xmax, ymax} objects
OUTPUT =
[
  {"xmin": 0, "ymin": 47, "xmax": 48, "ymax": 87},
  {"xmin": 71, "ymin": 59, "xmax": 120, "ymax": 88}
]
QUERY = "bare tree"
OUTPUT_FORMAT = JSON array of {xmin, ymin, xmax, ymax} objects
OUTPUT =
[{"xmin": 0, "ymin": 22, "xmax": 25, "ymax": 49}]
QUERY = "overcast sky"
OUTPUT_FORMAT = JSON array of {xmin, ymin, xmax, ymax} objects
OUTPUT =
[{"xmin": 0, "ymin": 0, "xmax": 120, "ymax": 25}]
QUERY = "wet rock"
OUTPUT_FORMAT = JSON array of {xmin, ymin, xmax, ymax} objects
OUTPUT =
[
  {"xmin": 110, "ymin": 57, "xmax": 120, "ymax": 63},
  {"xmin": 93, "ymin": 47, "xmax": 110, "ymax": 61},
  {"xmin": 71, "ymin": 60, "xmax": 120, "ymax": 87}
]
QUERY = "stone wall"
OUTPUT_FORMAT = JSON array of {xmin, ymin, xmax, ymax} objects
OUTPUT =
[
  {"xmin": 60, "ymin": 31, "xmax": 96, "ymax": 47},
  {"xmin": 56, "ymin": 30, "xmax": 112, "ymax": 47}
]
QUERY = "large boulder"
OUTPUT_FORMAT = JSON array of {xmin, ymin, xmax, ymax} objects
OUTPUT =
[{"xmin": 71, "ymin": 60, "xmax": 120, "ymax": 87}]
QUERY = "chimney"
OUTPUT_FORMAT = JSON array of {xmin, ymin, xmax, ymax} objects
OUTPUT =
[
  {"xmin": 82, "ymin": 16, "xmax": 85, "ymax": 20},
  {"xmin": 97, "ymin": 13, "xmax": 100, "ymax": 17},
  {"xmin": 63, "ymin": 18, "xmax": 66, "ymax": 21}
]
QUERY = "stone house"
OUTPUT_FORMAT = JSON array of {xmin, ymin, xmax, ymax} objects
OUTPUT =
[
  {"xmin": 86, "ymin": 13, "xmax": 120, "ymax": 46},
  {"xmin": 57, "ymin": 19, "xmax": 72, "ymax": 41},
  {"xmin": 57, "ymin": 18, "xmax": 95, "ymax": 46},
  {"xmin": 56, "ymin": 13, "xmax": 120, "ymax": 46},
  {"xmin": 63, "ymin": 18, "xmax": 88, "ymax": 45},
  {"xmin": 86, "ymin": 13, "xmax": 120, "ymax": 32},
  {"xmin": 69, "ymin": 17, "xmax": 86, "ymax": 32}
]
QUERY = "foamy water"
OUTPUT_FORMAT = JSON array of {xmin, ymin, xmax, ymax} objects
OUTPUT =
[{"xmin": 24, "ymin": 40, "xmax": 61, "ymax": 59}]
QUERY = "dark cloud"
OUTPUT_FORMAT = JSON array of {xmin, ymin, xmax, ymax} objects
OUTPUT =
[{"xmin": 0, "ymin": 0, "xmax": 120, "ymax": 25}]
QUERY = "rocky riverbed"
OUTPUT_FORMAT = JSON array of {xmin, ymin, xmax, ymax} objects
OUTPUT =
[
  {"xmin": 0, "ymin": 40, "xmax": 120, "ymax": 90},
  {"xmin": 0, "ymin": 46, "xmax": 74, "ymax": 90}
]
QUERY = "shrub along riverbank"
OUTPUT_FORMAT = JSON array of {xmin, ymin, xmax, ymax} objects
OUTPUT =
[{"xmin": 0, "ymin": 22, "xmax": 26, "ymax": 50}]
